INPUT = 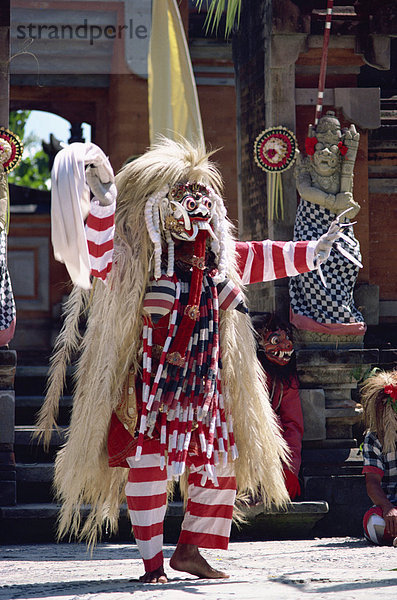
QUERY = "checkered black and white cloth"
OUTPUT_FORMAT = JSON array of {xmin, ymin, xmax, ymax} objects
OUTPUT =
[
  {"xmin": 289, "ymin": 199, "xmax": 364, "ymax": 324},
  {"xmin": 0, "ymin": 231, "xmax": 15, "ymax": 333},
  {"xmin": 0, "ymin": 230, "xmax": 15, "ymax": 340},
  {"xmin": 362, "ymin": 431, "xmax": 397, "ymax": 501}
]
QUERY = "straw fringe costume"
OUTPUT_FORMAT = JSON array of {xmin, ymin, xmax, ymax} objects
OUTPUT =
[
  {"xmin": 361, "ymin": 370, "xmax": 397, "ymax": 546},
  {"xmin": 37, "ymin": 138, "xmax": 324, "ymax": 569}
]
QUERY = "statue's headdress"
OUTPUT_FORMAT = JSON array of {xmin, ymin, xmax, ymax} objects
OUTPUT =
[
  {"xmin": 361, "ymin": 369, "xmax": 397, "ymax": 453},
  {"xmin": 305, "ymin": 111, "xmax": 347, "ymax": 157}
]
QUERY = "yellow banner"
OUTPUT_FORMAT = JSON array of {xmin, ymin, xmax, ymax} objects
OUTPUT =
[{"xmin": 148, "ymin": 0, "xmax": 204, "ymax": 146}]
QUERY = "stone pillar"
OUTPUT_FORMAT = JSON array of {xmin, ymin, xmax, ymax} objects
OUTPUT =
[
  {"xmin": 233, "ymin": 0, "xmax": 307, "ymax": 317},
  {"xmin": 233, "ymin": 0, "xmax": 269, "ymax": 246},
  {"xmin": 266, "ymin": 33, "xmax": 306, "ymax": 316},
  {"xmin": 233, "ymin": 0, "xmax": 309, "ymax": 315},
  {"xmin": 0, "ymin": 1, "xmax": 10, "ymax": 128},
  {"xmin": 0, "ymin": 3, "xmax": 15, "ymax": 507},
  {"xmin": 0, "ymin": 350, "xmax": 17, "ymax": 505}
]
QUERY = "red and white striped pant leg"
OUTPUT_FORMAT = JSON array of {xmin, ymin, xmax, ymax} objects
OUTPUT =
[
  {"xmin": 178, "ymin": 457, "xmax": 237, "ymax": 549},
  {"xmin": 363, "ymin": 505, "xmax": 395, "ymax": 545},
  {"xmin": 125, "ymin": 439, "xmax": 168, "ymax": 572}
]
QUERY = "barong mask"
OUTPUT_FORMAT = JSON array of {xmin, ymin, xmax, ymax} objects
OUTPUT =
[
  {"xmin": 145, "ymin": 181, "xmax": 228, "ymax": 282},
  {"xmin": 164, "ymin": 182, "xmax": 214, "ymax": 242}
]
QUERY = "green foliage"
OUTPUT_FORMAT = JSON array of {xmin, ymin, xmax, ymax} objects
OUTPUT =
[
  {"xmin": 193, "ymin": 0, "xmax": 242, "ymax": 37},
  {"xmin": 9, "ymin": 149, "xmax": 50, "ymax": 190},
  {"xmin": 351, "ymin": 366, "xmax": 380, "ymax": 385},
  {"xmin": 7, "ymin": 110, "xmax": 50, "ymax": 191},
  {"xmin": 9, "ymin": 110, "xmax": 30, "ymax": 139}
]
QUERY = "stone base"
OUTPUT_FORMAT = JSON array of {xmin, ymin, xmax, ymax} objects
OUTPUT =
[
  {"xmin": 296, "ymin": 349, "xmax": 375, "ymax": 441},
  {"xmin": 302, "ymin": 446, "xmax": 370, "ymax": 537},
  {"xmin": 326, "ymin": 405, "xmax": 364, "ymax": 439},
  {"xmin": 296, "ymin": 348, "xmax": 378, "ymax": 407},
  {"xmin": 294, "ymin": 329, "xmax": 364, "ymax": 350},
  {"xmin": 0, "ymin": 475, "xmax": 16, "ymax": 505},
  {"xmin": 305, "ymin": 474, "xmax": 371, "ymax": 537},
  {"xmin": 300, "ymin": 389, "xmax": 326, "ymax": 441},
  {"xmin": 233, "ymin": 501, "xmax": 329, "ymax": 540},
  {"xmin": 303, "ymin": 438, "xmax": 358, "ymax": 449},
  {"xmin": 0, "ymin": 501, "xmax": 329, "ymax": 543}
]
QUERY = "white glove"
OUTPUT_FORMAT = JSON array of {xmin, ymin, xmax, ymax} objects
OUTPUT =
[
  {"xmin": 86, "ymin": 164, "xmax": 117, "ymax": 206},
  {"xmin": 314, "ymin": 219, "xmax": 341, "ymax": 265},
  {"xmin": 314, "ymin": 208, "xmax": 363, "ymax": 287}
]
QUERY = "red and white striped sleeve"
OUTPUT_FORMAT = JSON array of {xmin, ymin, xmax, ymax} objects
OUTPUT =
[
  {"xmin": 235, "ymin": 239, "xmax": 317, "ymax": 285},
  {"xmin": 85, "ymin": 200, "xmax": 115, "ymax": 283}
]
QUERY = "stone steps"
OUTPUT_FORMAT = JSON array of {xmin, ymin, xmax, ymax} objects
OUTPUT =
[
  {"xmin": 3, "ymin": 361, "xmax": 333, "ymax": 542},
  {"xmin": 15, "ymin": 425, "xmax": 67, "ymax": 462},
  {"xmin": 16, "ymin": 463, "xmax": 54, "ymax": 503},
  {"xmin": 0, "ymin": 500, "xmax": 329, "ymax": 544},
  {"xmin": 15, "ymin": 395, "xmax": 73, "ymax": 425},
  {"xmin": 0, "ymin": 501, "xmax": 183, "ymax": 543},
  {"xmin": 15, "ymin": 365, "xmax": 75, "ymax": 398}
]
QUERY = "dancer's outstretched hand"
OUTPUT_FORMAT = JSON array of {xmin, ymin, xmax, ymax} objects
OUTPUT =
[{"xmin": 86, "ymin": 164, "xmax": 117, "ymax": 206}]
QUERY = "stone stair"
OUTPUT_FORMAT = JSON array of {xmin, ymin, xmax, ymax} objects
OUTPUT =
[
  {"xmin": 0, "ymin": 364, "xmax": 192, "ymax": 543},
  {"xmin": 0, "ymin": 365, "xmax": 72, "ymax": 542},
  {"xmin": 0, "ymin": 362, "xmax": 329, "ymax": 543}
]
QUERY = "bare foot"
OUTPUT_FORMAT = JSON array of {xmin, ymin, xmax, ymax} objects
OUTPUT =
[
  {"xmin": 170, "ymin": 543, "xmax": 229, "ymax": 579},
  {"xmin": 139, "ymin": 567, "xmax": 168, "ymax": 583}
]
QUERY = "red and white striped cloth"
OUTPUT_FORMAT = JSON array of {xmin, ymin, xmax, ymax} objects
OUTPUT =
[
  {"xmin": 178, "ymin": 455, "xmax": 236, "ymax": 550},
  {"xmin": 83, "ymin": 231, "xmax": 317, "ymax": 291},
  {"xmin": 126, "ymin": 441, "xmax": 168, "ymax": 573},
  {"xmin": 314, "ymin": 0, "xmax": 334, "ymax": 126},
  {"xmin": 85, "ymin": 200, "xmax": 115, "ymax": 283},
  {"xmin": 51, "ymin": 142, "xmax": 116, "ymax": 289},
  {"xmin": 125, "ymin": 439, "xmax": 236, "ymax": 568},
  {"xmin": 236, "ymin": 240, "xmax": 317, "ymax": 285}
]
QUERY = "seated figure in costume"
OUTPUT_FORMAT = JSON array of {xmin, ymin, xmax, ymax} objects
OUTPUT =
[
  {"xmin": 361, "ymin": 370, "xmax": 397, "ymax": 546},
  {"xmin": 252, "ymin": 313, "xmax": 303, "ymax": 500},
  {"xmin": 289, "ymin": 111, "xmax": 365, "ymax": 340},
  {"xmin": 38, "ymin": 137, "xmax": 349, "ymax": 583}
]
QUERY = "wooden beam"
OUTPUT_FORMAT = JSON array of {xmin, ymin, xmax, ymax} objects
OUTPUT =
[{"xmin": 0, "ymin": 1, "xmax": 10, "ymax": 127}]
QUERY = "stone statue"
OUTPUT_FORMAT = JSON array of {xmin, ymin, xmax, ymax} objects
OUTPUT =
[{"xmin": 289, "ymin": 111, "xmax": 366, "ymax": 345}]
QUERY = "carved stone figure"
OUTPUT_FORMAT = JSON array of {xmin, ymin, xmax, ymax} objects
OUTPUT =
[{"xmin": 289, "ymin": 112, "xmax": 366, "ymax": 344}]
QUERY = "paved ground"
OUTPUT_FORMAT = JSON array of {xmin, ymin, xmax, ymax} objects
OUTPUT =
[{"xmin": 1, "ymin": 538, "xmax": 397, "ymax": 600}]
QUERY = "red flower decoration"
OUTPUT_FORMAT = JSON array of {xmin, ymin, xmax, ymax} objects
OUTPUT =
[
  {"xmin": 338, "ymin": 141, "xmax": 348, "ymax": 156},
  {"xmin": 384, "ymin": 384, "xmax": 397, "ymax": 401},
  {"xmin": 305, "ymin": 137, "xmax": 317, "ymax": 156}
]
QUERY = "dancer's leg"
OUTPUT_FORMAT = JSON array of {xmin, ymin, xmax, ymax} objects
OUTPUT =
[
  {"xmin": 126, "ymin": 440, "xmax": 168, "ymax": 582},
  {"xmin": 170, "ymin": 458, "xmax": 236, "ymax": 578}
]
